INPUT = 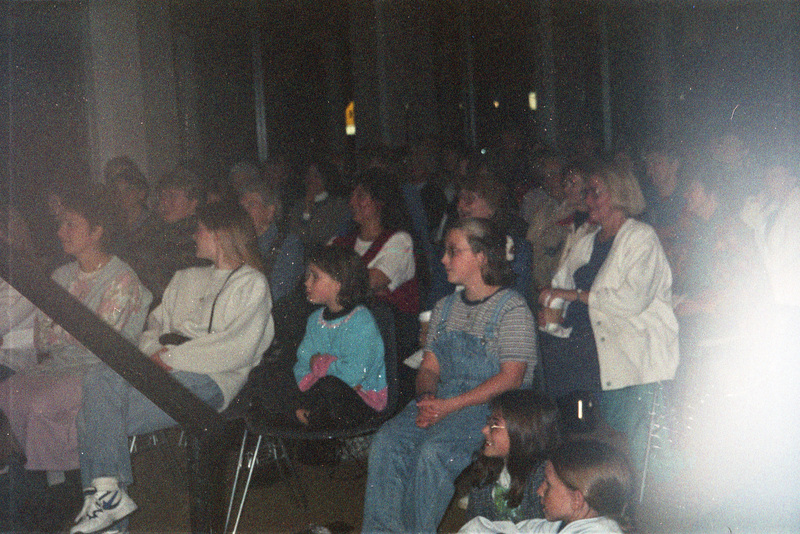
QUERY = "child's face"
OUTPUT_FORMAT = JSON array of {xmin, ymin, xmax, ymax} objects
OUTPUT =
[
  {"xmin": 537, "ymin": 461, "xmax": 578, "ymax": 523},
  {"xmin": 441, "ymin": 229, "xmax": 485, "ymax": 287},
  {"xmin": 305, "ymin": 263, "xmax": 342, "ymax": 310},
  {"xmin": 481, "ymin": 411, "xmax": 510, "ymax": 458}
]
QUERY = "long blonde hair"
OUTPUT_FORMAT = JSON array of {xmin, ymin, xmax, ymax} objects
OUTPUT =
[{"xmin": 197, "ymin": 201, "xmax": 263, "ymax": 271}]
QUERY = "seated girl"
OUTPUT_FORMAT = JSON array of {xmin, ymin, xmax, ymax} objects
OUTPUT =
[
  {"xmin": 71, "ymin": 201, "xmax": 273, "ymax": 534},
  {"xmin": 0, "ymin": 184, "xmax": 151, "ymax": 487},
  {"xmin": 293, "ymin": 245, "xmax": 387, "ymax": 429},
  {"xmin": 362, "ymin": 217, "xmax": 537, "ymax": 533},
  {"xmin": 460, "ymin": 440, "xmax": 633, "ymax": 534},
  {"xmin": 464, "ymin": 390, "xmax": 561, "ymax": 523}
]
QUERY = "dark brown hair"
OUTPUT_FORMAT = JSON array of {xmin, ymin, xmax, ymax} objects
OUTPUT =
[
  {"xmin": 59, "ymin": 183, "xmax": 120, "ymax": 253},
  {"xmin": 551, "ymin": 440, "xmax": 633, "ymax": 526},
  {"xmin": 352, "ymin": 167, "xmax": 410, "ymax": 233},
  {"xmin": 306, "ymin": 245, "xmax": 369, "ymax": 310},
  {"xmin": 471, "ymin": 391, "xmax": 561, "ymax": 509}
]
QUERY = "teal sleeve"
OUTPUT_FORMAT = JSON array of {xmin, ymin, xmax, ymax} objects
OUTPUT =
[
  {"xmin": 293, "ymin": 310, "xmax": 322, "ymax": 383},
  {"xmin": 325, "ymin": 309, "xmax": 386, "ymax": 390}
]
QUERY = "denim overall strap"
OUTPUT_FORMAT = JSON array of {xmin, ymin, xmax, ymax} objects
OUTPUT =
[
  {"xmin": 363, "ymin": 289, "xmax": 516, "ymax": 534},
  {"xmin": 482, "ymin": 289, "xmax": 515, "ymax": 343},
  {"xmin": 435, "ymin": 292, "xmax": 458, "ymax": 334},
  {"xmin": 434, "ymin": 290, "xmax": 515, "ymax": 400}
]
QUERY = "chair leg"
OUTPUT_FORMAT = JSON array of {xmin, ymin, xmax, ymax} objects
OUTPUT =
[
  {"xmin": 275, "ymin": 438, "xmax": 309, "ymax": 511},
  {"xmin": 230, "ymin": 434, "xmax": 262, "ymax": 534},
  {"xmin": 224, "ymin": 428, "xmax": 249, "ymax": 534},
  {"xmin": 187, "ymin": 431, "xmax": 227, "ymax": 534}
]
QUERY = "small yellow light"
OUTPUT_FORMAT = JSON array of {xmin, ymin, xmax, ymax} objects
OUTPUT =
[
  {"xmin": 528, "ymin": 92, "xmax": 537, "ymax": 110},
  {"xmin": 345, "ymin": 101, "xmax": 356, "ymax": 136},
  {"xmin": 493, "ymin": 100, "xmax": 500, "ymax": 109}
]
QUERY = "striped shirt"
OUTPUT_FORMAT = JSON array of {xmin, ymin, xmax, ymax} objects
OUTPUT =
[{"xmin": 426, "ymin": 288, "xmax": 537, "ymax": 386}]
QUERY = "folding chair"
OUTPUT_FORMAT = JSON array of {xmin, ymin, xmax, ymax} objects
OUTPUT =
[{"xmin": 223, "ymin": 301, "xmax": 403, "ymax": 534}]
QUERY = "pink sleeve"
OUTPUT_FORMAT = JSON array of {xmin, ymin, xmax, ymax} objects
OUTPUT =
[{"xmin": 297, "ymin": 354, "xmax": 338, "ymax": 392}]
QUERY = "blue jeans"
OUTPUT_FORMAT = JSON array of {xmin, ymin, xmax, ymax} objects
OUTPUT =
[
  {"xmin": 600, "ymin": 381, "xmax": 669, "ymax": 480},
  {"xmin": 362, "ymin": 400, "xmax": 488, "ymax": 533},
  {"xmin": 77, "ymin": 364, "xmax": 223, "ymax": 489}
]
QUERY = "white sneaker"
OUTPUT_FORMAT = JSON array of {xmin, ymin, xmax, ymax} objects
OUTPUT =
[{"xmin": 71, "ymin": 478, "xmax": 137, "ymax": 534}]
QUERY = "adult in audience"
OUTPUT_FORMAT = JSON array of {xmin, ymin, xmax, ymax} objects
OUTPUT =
[
  {"xmin": 118, "ymin": 166, "xmax": 209, "ymax": 305},
  {"xmin": 239, "ymin": 179, "xmax": 304, "ymax": 304},
  {"xmin": 555, "ymin": 161, "xmax": 597, "ymax": 272},
  {"xmin": 520, "ymin": 150, "xmax": 563, "ymax": 226},
  {"xmin": 332, "ymin": 167, "xmax": 420, "ymax": 360},
  {"xmin": 287, "ymin": 157, "xmax": 351, "ymax": 247},
  {"xmin": 526, "ymin": 160, "xmax": 594, "ymax": 301},
  {"xmin": 0, "ymin": 184, "xmax": 151, "ymax": 489},
  {"xmin": 456, "ymin": 164, "xmax": 533, "ymax": 307},
  {"xmin": 539, "ymin": 162, "xmax": 678, "ymax": 477},
  {"xmin": 362, "ymin": 217, "xmax": 536, "ymax": 533},
  {"xmin": 672, "ymin": 161, "xmax": 766, "ymax": 353},
  {"xmin": 239, "ymin": 178, "xmax": 307, "ymax": 352},
  {"xmin": 641, "ymin": 137, "xmax": 687, "ymax": 257},
  {"xmin": 105, "ymin": 159, "xmax": 156, "ymax": 253},
  {"xmin": 262, "ymin": 150, "xmax": 302, "ymax": 217},
  {"xmin": 71, "ymin": 201, "xmax": 273, "ymax": 534},
  {"xmin": 228, "ymin": 160, "xmax": 260, "ymax": 193},
  {"xmin": 739, "ymin": 150, "xmax": 800, "ymax": 321}
]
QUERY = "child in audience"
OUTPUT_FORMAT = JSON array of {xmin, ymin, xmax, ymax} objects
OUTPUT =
[
  {"xmin": 292, "ymin": 245, "xmax": 387, "ymax": 428},
  {"xmin": 465, "ymin": 390, "xmax": 561, "ymax": 523},
  {"xmin": 460, "ymin": 440, "xmax": 633, "ymax": 534}
]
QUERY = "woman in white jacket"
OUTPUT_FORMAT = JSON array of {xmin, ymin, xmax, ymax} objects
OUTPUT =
[
  {"xmin": 538, "ymin": 162, "xmax": 679, "ymax": 478},
  {"xmin": 72, "ymin": 202, "xmax": 274, "ymax": 534}
]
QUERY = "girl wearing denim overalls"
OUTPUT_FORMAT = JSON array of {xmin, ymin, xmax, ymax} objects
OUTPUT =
[{"xmin": 363, "ymin": 217, "xmax": 537, "ymax": 533}]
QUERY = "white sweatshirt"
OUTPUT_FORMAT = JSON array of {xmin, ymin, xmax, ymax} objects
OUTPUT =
[{"xmin": 139, "ymin": 265, "xmax": 274, "ymax": 409}]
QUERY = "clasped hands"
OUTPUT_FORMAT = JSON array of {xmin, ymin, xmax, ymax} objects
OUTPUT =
[{"xmin": 415, "ymin": 394, "xmax": 455, "ymax": 428}]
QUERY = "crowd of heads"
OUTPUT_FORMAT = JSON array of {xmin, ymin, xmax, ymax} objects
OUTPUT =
[{"xmin": 4, "ymin": 122, "xmax": 796, "ymax": 531}]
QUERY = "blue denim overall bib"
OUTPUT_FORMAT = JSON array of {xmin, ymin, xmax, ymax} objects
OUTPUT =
[{"xmin": 363, "ymin": 289, "xmax": 515, "ymax": 533}]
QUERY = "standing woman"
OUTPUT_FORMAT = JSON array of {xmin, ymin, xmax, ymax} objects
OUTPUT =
[
  {"xmin": 539, "ymin": 162, "xmax": 679, "ymax": 477},
  {"xmin": 71, "ymin": 201, "xmax": 273, "ymax": 534},
  {"xmin": 0, "ymin": 184, "xmax": 151, "ymax": 487},
  {"xmin": 362, "ymin": 217, "xmax": 537, "ymax": 533}
]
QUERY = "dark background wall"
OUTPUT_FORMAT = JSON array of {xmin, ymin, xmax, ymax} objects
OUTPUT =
[{"xmin": 2, "ymin": 1, "xmax": 798, "ymax": 212}]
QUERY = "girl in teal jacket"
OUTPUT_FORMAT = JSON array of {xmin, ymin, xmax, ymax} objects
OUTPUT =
[{"xmin": 292, "ymin": 245, "xmax": 387, "ymax": 428}]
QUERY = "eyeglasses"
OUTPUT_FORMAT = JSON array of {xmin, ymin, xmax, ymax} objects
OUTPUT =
[{"xmin": 486, "ymin": 417, "xmax": 505, "ymax": 431}]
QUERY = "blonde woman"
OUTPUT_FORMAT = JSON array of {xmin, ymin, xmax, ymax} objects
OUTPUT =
[
  {"xmin": 72, "ymin": 201, "xmax": 273, "ymax": 534},
  {"xmin": 539, "ymin": 162, "xmax": 678, "ymax": 479}
]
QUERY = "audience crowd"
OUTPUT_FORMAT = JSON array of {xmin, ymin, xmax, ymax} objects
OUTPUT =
[{"xmin": 0, "ymin": 122, "xmax": 798, "ymax": 533}]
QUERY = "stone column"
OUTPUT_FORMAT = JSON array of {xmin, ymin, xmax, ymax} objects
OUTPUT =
[
  {"xmin": 349, "ymin": 0, "xmax": 438, "ymax": 149},
  {"xmin": 81, "ymin": 0, "xmax": 182, "ymax": 183}
]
